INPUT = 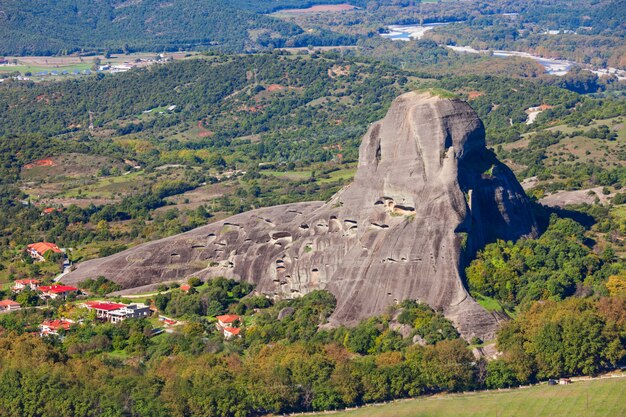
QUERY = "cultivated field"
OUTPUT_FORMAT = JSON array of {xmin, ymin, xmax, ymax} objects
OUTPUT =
[
  {"xmin": 275, "ymin": 3, "xmax": 357, "ymax": 13},
  {"xmin": 308, "ymin": 376, "xmax": 626, "ymax": 417},
  {"xmin": 0, "ymin": 52, "xmax": 194, "ymax": 76}
]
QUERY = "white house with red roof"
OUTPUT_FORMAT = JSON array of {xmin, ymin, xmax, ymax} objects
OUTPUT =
[
  {"xmin": 12, "ymin": 279, "xmax": 41, "ymax": 292},
  {"xmin": 27, "ymin": 242, "xmax": 63, "ymax": 261},
  {"xmin": 40, "ymin": 319, "xmax": 75, "ymax": 336},
  {"xmin": 222, "ymin": 327, "xmax": 241, "ymax": 339},
  {"xmin": 216, "ymin": 314, "xmax": 242, "ymax": 339},
  {"xmin": 107, "ymin": 304, "xmax": 151, "ymax": 323},
  {"xmin": 84, "ymin": 301, "xmax": 151, "ymax": 323},
  {"xmin": 0, "ymin": 299, "xmax": 21, "ymax": 313},
  {"xmin": 84, "ymin": 301, "xmax": 127, "ymax": 319},
  {"xmin": 38, "ymin": 284, "xmax": 80, "ymax": 299},
  {"xmin": 216, "ymin": 314, "xmax": 240, "ymax": 328}
]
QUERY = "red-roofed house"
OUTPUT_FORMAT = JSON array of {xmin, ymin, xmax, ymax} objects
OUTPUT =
[
  {"xmin": 12, "ymin": 279, "xmax": 41, "ymax": 292},
  {"xmin": 84, "ymin": 301, "xmax": 127, "ymax": 319},
  {"xmin": 40, "ymin": 319, "xmax": 74, "ymax": 336},
  {"xmin": 84, "ymin": 301, "xmax": 151, "ymax": 323},
  {"xmin": 223, "ymin": 327, "xmax": 241, "ymax": 339},
  {"xmin": 216, "ymin": 314, "xmax": 240, "ymax": 328},
  {"xmin": 216, "ymin": 314, "xmax": 242, "ymax": 339},
  {"xmin": 27, "ymin": 242, "xmax": 63, "ymax": 261},
  {"xmin": 0, "ymin": 299, "xmax": 21, "ymax": 313},
  {"xmin": 180, "ymin": 284, "xmax": 191, "ymax": 293},
  {"xmin": 42, "ymin": 207, "xmax": 60, "ymax": 215},
  {"xmin": 39, "ymin": 285, "xmax": 79, "ymax": 299}
]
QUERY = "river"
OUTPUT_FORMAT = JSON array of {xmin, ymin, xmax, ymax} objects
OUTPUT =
[{"xmin": 380, "ymin": 24, "xmax": 626, "ymax": 80}]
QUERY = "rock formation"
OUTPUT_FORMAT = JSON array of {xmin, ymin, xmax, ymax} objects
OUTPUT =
[{"xmin": 64, "ymin": 92, "xmax": 538, "ymax": 339}]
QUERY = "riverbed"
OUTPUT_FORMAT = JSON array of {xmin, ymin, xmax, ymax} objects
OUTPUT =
[
  {"xmin": 380, "ymin": 22, "xmax": 455, "ymax": 41},
  {"xmin": 380, "ymin": 25, "xmax": 625, "ymax": 79}
]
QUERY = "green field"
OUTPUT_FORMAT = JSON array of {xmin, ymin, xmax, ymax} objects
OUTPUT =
[
  {"xmin": 0, "ymin": 63, "xmax": 93, "ymax": 75},
  {"xmin": 310, "ymin": 377, "xmax": 626, "ymax": 417},
  {"xmin": 59, "ymin": 170, "xmax": 145, "ymax": 198},
  {"xmin": 262, "ymin": 166, "xmax": 356, "ymax": 184}
]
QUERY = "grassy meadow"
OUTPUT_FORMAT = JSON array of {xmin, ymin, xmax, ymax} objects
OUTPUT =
[{"xmin": 308, "ymin": 376, "xmax": 626, "ymax": 417}]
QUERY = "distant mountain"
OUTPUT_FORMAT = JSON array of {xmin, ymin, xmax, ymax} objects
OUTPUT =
[{"xmin": 0, "ymin": 0, "xmax": 360, "ymax": 55}]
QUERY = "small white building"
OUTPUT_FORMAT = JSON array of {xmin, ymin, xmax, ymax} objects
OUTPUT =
[
  {"xmin": 84, "ymin": 301, "xmax": 150, "ymax": 323},
  {"xmin": 12, "ymin": 279, "xmax": 40, "ymax": 292},
  {"xmin": 0, "ymin": 300, "xmax": 21, "ymax": 313},
  {"xmin": 40, "ymin": 319, "xmax": 75, "ymax": 336},
  {"xmin": 107, "ymin": 303, "xmax": 151, "ymax": 323}
]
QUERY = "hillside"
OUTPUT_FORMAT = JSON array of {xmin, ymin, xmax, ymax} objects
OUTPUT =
[{"xmin": 0, "ymin": 0, "xmax": 358, "ymax": 55}]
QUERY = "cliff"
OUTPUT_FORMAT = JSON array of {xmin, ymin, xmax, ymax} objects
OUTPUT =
[{"xmin": 64, "ymin": 92, "xmax": 538, "ymax": 339}]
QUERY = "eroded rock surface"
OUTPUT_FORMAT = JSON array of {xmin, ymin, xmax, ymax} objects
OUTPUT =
[{"xmin": 64, "ymin": 92, "xmax": 538, "ymax": 339}]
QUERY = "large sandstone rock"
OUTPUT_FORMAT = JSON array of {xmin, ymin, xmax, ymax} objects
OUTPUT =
[{"xmin": 64, "ymin": 92, "xmax": 538, "ymax": 339}]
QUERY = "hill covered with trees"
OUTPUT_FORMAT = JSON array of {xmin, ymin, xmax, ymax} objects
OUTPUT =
[{"xmin": 0, "ymin": 0, "xmax": 361, "ymax": 55}]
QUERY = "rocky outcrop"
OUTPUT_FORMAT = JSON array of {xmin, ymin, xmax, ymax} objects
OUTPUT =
[{"xmin": 64, "ymin": 92, "xmax": 538, "ymax": 339}]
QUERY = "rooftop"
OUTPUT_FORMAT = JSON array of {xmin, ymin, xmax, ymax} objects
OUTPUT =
[
  {"xmin": 14, "ymin": 279, "xmax": 40, "ymax": 285},
  {"xmin": 216, "ymin": 314, "xmax": 241, "ymax": 324},
  {"xmin": 223, "ymin": 327, "xmax": 241, "ymax": 336},
  {"xmin": 27, "ymin": 242, "xmax": 62, "ymax": 255},
  {"xmin": 41, "ymin": 319, "xmax": 74, "ymax": 331},
  {"xmin": 39, "ymin": 285, "xmax": 79, "ymax": 293},
  {"xmin": 84, "ymin": 301, "xmax": 126, "ymax": 311}
]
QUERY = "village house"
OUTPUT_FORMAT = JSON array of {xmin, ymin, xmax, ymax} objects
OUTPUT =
[
  {"xmin": 12, "ymin": 279, "xmax": 41, "ymax": 292},
  {"xmin": 107, "ymin": 304, "xmax": 151, "ymax": 323},
  {"xmin": 38, "ymin": 284, "xmax": 80, "ymax": 299},
  {"xmin": 0, "ymin": 299, "xmax": 21, "ymax": 313},
  {"xmin": 216, "ymin": 314, "xmax": 242, "ymax": 339},
  {"xmin": 84, "ymin": 301, "xmax": 151, "ymax": 323},
  {"xmin": 40, "ymin": 319, "xmax": 75, "ymax": 336},
  {"xmin": 27, "ymin": 242, "xmax": 63, "ymax": 261},
  {"xmin": 180, "ymin": 284, "xmax": 191, "ymax": 293},
  {"xmin": 84, "ymin": 301, "xmax": 127, "ymax": 319},
  {"xmin": 41, "ymin": 207, "xmax": 61, "ymax": 215},
  {"xmin": 223, "ymin": 327, "xmax": 241, "ymax": 339}
]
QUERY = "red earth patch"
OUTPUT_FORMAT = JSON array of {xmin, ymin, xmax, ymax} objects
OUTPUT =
[
  {"xmin": 467, "ymin": 91, "xmax": 485, "ymax": 100},
  {"xmin": 24, "ymin": 158, "xmax": 56, "ymax": 169},
  {"xmin": 266, "ymin": 84, "xmax": 284, "ymax": 92}
]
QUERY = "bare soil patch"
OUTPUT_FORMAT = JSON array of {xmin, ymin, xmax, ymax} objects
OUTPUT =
[
  {"xmin": 279, "ymin": 4, "xmax": 356, "ymax": 13},
  {"xmin": 467, "ymin": 91, "xmax": 485, "ymax": 100},
  {"xmin": 23, "ymin": 158, "xmax": 56, "ymax": 169}
]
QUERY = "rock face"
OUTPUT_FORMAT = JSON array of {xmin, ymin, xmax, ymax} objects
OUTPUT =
[{"xmin": 64, "ymin": 92, "xmax": 538, "ymax": 339}]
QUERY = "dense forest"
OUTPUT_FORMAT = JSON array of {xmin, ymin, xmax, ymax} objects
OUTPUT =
[
  {"xmin": 2, "ymin": 0, "xmax": 625, "ymax": 62},
  {"xmin": 0, "ymin": 0, "xmax": 365, "ymax": 55}
]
